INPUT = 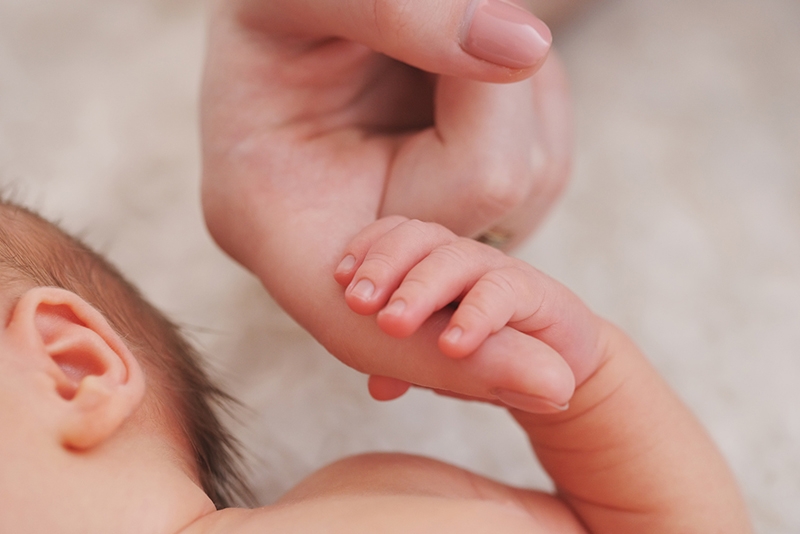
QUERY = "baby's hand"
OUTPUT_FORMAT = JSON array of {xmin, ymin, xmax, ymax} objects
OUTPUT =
[{"xmin": 334, "ymin": 216, "xmax": 604, "ymax": 410}]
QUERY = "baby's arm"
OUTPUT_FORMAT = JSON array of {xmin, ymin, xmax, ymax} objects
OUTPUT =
[
  {"xmin": 335, "ymin": 216, "xmax": 753, "ymax": 533},
  {"xmin": 517, "ymin": 322, "xmax": 752, "ymax": 533}
]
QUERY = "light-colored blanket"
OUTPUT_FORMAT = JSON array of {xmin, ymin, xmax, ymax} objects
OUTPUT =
[{"xmin": 1, "ymin": 0, "xmax": 797, "ymax": 531}]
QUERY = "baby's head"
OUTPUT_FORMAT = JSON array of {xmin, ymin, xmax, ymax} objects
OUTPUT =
[{"xmin": 0, "ymin": 199, "xmax": 249, "ymax": 532}]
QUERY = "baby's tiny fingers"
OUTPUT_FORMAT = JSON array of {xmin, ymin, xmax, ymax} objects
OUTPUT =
[
  {"xmin": 439, "ymin": 267, "xmax": 533, "ymax": 358},
  {"xmin": 458, "ymin": 263, "xmax": 601, "ymax": 387},
  {"xmin": 334, "ymin": 215, "xmax": 409, "ymax": 286},
  {"xmin": 345, "ymin": 219, "xmax": 458, "ymax": 315},
  {"xmin": 377, "ymin": 238, "xmax": 505, "ymax": 338}
]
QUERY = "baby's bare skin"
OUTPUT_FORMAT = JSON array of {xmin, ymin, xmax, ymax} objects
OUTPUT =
[
  {"xmin": 182, "ymin": 259, "xmax": 750, "ymax": 532},
  {"xmin": 0, "ymin": 222, "xmax": 751, "ymax": 533}
]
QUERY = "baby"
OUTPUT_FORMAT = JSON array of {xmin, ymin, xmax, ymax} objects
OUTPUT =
[
  {"xmin": 0, "ymin": 199, "xmax": 251, "ymax": 531},
  {"xmin": 0, "ymin": 200, "xmax": 752, "ymax": 533}
]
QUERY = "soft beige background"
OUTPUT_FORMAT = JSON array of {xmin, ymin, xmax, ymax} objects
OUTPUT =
[{"xmin": 1, "ymin": 0, "xmax": 798, "ymax": 531}]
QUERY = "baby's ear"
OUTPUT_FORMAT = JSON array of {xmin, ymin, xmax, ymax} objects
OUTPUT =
[{"xmin": 7, "ymin": 287, "xmax": 146, "ymax": 450}]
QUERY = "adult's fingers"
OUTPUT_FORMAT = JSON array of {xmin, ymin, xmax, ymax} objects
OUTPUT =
[
  {"xmin": 382, "ymin": 74, "xmax": 542, "ymax": 238},
  {"xmin": 486, "ymin": 51, "xmax": 573, "ymax": 249},
  {"xmin": 367, "ymin": 375, "xmax": 413, "ymax": 401},
  {"xmin": 229, "ymin": 0, "xmax": 552, "ymax": 81},
  {"xmin": 441, "ymin": 325, "xmax": 575, "ymax": 412},
  {"xmin": 381, "ymin": 55, "xmax": 572, "ymax": 240},
  {"xmin": 363, "ymin": 323, "xmax": 575, "ymax": 412}
]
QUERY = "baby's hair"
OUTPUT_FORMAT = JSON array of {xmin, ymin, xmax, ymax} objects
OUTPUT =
[{"xmin": 0, "ymin": 197, "xmax": 252, "ymax": 509}]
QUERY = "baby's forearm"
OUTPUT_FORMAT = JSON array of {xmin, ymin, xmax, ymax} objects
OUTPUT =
[{"xmin": 512, "ymin": 319, "xmax": 752, "ymax": 534}]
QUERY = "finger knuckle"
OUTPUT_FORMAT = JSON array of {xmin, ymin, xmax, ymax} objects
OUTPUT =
[
  {"xmin": 402, "ymin": 218, "xmax": 454, "ymax": 242},
  {"xmin": 347, "ymin": 234, "xmax": 374, "ymax": 253},
  {"xmin": 464, "ymin": 163, "xmax": 532, "ymax": 220},
  {"xmin": 428, "ymin": 242, "xmax": 471, "ymax": 265},
  {"xmin": 528, "ymin": 144, "xmax": 568, "ymax": 201},
  {"xmin": 456, "ymin": 299, "xmax": 494, "ymax": 326},
  {"xmin": 362, "ymin": 249, "xmax": 401, "ymax": 273},
  {"xmin": 481, "ymin": 270, "xmax": 517, "ymax": 297},
  {"xmin": 372, "ymin": 0, "xmax": 414, "ymax": 41}
]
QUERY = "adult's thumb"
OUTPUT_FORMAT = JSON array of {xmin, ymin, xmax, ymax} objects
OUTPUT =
[{"xmin": 236, "ymin": 0, "xmax": 552, "ymax": 82}]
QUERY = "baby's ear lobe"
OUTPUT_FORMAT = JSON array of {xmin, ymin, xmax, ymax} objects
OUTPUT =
[{"xmin": 9, "ymin": 287, "xmax": 146, "ymax": 450}]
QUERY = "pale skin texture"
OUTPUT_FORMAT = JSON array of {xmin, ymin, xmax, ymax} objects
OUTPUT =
[
  {"xmin": 201, "ymin": 0, "xmax": 575, "ymax": 403},
  {"xmin": 0, "ymin": 227, "xmax": 752, "ymax": 533},
  {"xmin": 1, "ymin": 1, "xmax": 749, "ymax": 531}
]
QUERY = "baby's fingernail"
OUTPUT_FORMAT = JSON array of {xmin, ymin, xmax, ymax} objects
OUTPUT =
[
  {"xmin": 492, "ymin": 388, "xmax": 569, "ymax": 414},
  {"xmin": 381, "ymin": 299, "xmax": 406, "ymax": 317},
  {"xmin": 461, "ymin": 0, "xmax": 552, "ymax": 70},
  {"xmin": 349, "ymin": 279, "xmax": 375, "ymax": 301},
  {"xmin": 335, "ymin": 255, "xmax": 356, "ymax": 275},
  {"xmin": 442, "ymin": 325, "xmax": 463, "ymax": 345}
]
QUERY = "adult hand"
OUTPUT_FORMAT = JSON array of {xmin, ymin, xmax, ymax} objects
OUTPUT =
[
  {"xmin": 203, "ymin": 0, "xmax": 573, "ymax": 251},
  {"xmin": 201, "ymin": 0, "xmax": 573, "ymax": 402}
]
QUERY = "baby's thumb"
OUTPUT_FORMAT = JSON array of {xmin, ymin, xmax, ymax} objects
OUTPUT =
[{"xmin": 247, "ymin": 0, "xmax": 551, "ymax": 82}]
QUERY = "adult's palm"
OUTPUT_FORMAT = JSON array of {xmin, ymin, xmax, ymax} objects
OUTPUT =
[{"xmin": 201, "ymin": 0, "xmax": 574, "ymax": 404}]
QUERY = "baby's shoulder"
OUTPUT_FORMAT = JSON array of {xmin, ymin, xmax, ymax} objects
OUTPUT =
[
  {"xmin": 181, "ymin": 494, "xmax": 544, "ymax": 534},
  {"xmin": 178, "ymin": 453, "xmax": 583, "ymax": 534}
]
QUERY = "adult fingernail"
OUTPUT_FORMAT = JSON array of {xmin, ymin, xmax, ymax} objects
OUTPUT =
[
  {"xmin": 350, "ymin": 279, "xmax": 375, "ymax": 301},
  {"xmin": 461, "ymin": 0, "xmax": 552, "ymax": 70},
  {"xmin": 335, "ymin": 255, "xmax": 356, "ymax": 275},
  {"xmin": 492, "ymin": 388, "xmax": 569, "ymax": 414}
]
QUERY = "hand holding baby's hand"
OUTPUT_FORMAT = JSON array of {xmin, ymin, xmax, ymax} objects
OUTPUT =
[{"xmin": 335, "ymin": 217, "xmax": 604, "ymax": 412}]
